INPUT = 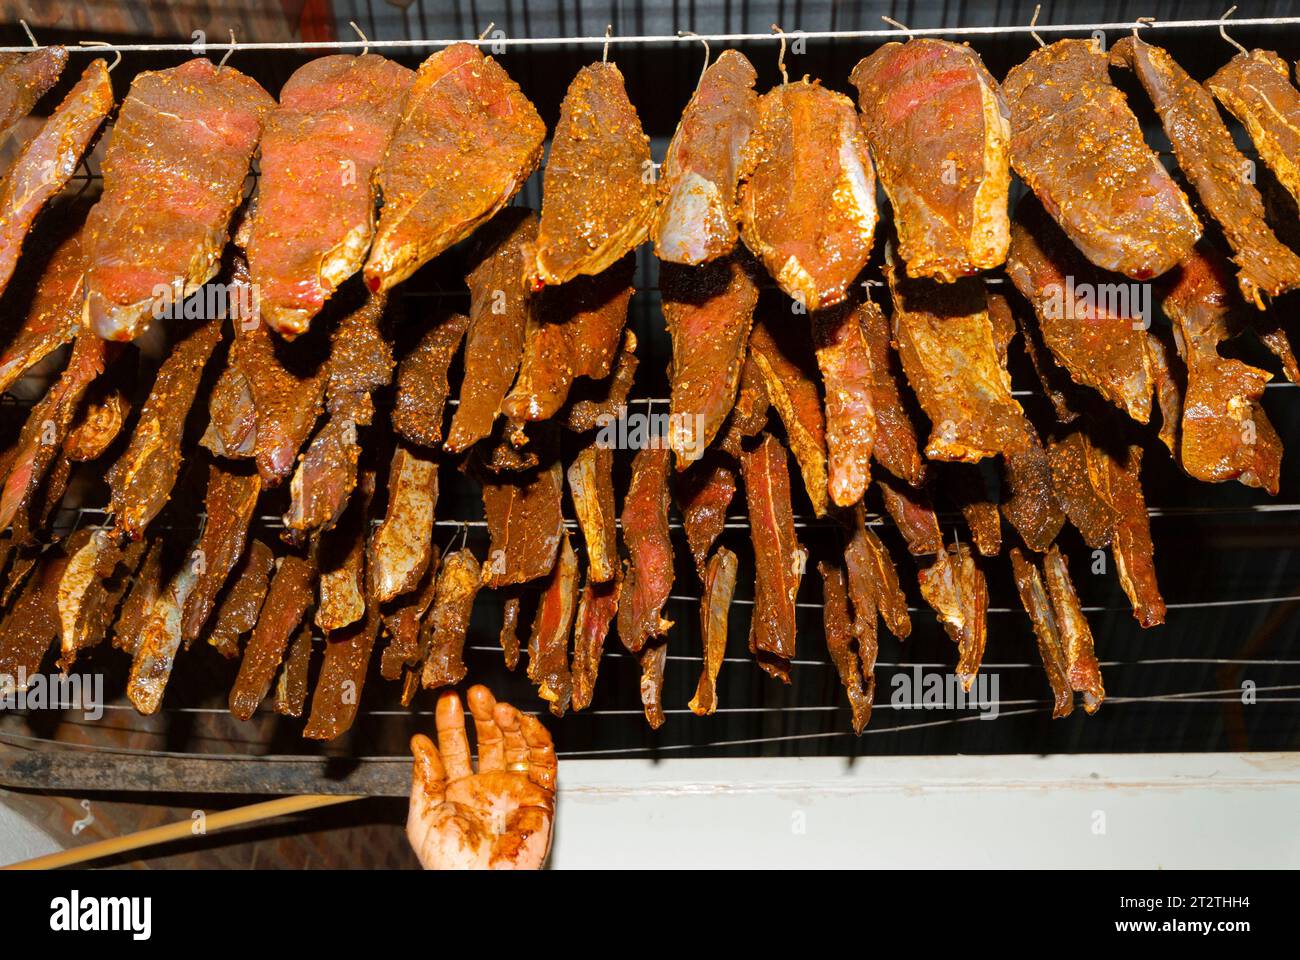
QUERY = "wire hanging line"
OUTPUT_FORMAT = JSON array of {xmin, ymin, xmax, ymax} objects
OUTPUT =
[{"xmin": 3, "ymin": 15, "xmax": 1299, "ymax": 54}]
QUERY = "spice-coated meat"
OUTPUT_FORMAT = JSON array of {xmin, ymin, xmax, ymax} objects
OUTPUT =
[
  {"xmin": 126, "ymin": 561, "xmax": 200, "ymax": 715},
  {"xmin": 851, "ymin": 39, "xmax": 1011, "ymax": 280},
  {"xmin": 843, "ymin": 501, "xmax": 910, "ymax": 640},
  {"xmin": 1009, "ymin": 548, "xmax": 1073, "ymax": 719},
  {"xmin": 941, "ymin": 463, "xmax": 1000, "ymax": 557},
  {"xmin": 201, "ymin": 360, "xmax": 257, "ymax": 459},
  {"xmin": 0, "ymin": 545, "xmax": 68, "ymax": 689},
  {"xmin": 0, "ymin": 226, "xmax": 86, "ymax": 395},
  {"xmin": 687, "ymin": 545, "xmax": 737, "ymax": 716},
  {"xmin": 877, "ymin": 471, "xmax": 943, "ymax": 556},
  {"xmin": 717, "ymin": 349, "xmax": 770, "ymax": 457},
  {"xmin": 110, "ymin": 539, "xmax": 162, "ymax": 656},
  {"xmin": 65, "ymin": 383, "xmax": 128, "ymax": 462},
  {"xmin": 639, "ymin": 639, "xmax": 668, "ymax": 729},
  {"xmin": 529, "ymin": 62, "xmax": 655, "ymax": 287},
  {"xmin": 369, "ymin": 446, "xmax": 438, "ymax": 603},
  {"xmin": 1208, "ymin": 49, "xmax": 1300, "ymax": 211},
  {"xmin": 303, "ymin": 601, "xmax": 380, "ymax": 740},
  {"xmin": 0, "ymin": 47, "xmax": 67, "ymax": 140},
  {"xmin": 179, "ymin": 462, "xmax": 261, "ymax": 644},
  {"xmin": 316, "ymin": 475, "xmax": 376, "ymax": 634},
  {"xmin": 566, "ymin": 442, "xmax": 618, "ymax": 583},
  {"xmin": 1001, "ymin": 436, "xmax": 1065, "ymax": 553},
  {"xmin": 661, "ymin": 254, "xmax": 759, "ymax": 466},
  {"xmin": 857, "ymin": 296, "xmax": 925, "ymax": 485},
  {"xmin": 56, "ymin": 532, "xmax": 143, "ymax": 671},
  {"xmin": 561, "ymin": 330, "xmax": 640, "ymax": 432},
  {"xmin": 420, "ymin": 547, "xmax": 481, "ymax": 690},
  {"xmin": 229, "ymin": 554, "xmax": 314, "ymax": 720},
  {"xmin": 273, "ymin": 625, "xmax": 313, "ymax": 718},
  {"xmin": 83, "ymin": 58, "xmax": 273, "ymax": 341},
  {"xmin": 917, "ymin": 542, "xmax": 988, "ymax": 690},
  {"xmin": 0, "ymin": 59, "xmax": 111, "ymax": 298},
  {"xmin": 812, "ymin": 299, "xmax": 876, "ymax": 508},
  {"xmin": 820, "ymin": 560, "xmax": 872, "ymax": 734},
  {"xmin": 738, "ymin": 80, "xmax": 876, "ymax": 311},
  {"xmin": 654, "ymin": 50, "xmax": 757, "ymax": 265},
  {"xmin": 1145, "ymin": 329, "xmax": 1182, "ymax": 457},
  {"xmin": 246, "ymin": 55, "xmax": 414, "ymax": 336},
  {"xmin": 1046, "ymin": 429, "xmax": 1116, "ymax": 550},
  {"xmin": 617, "ymin": 445, "xmax": 675, "ymax": 653},
  {"xmin": 527, "ymin": 531, "xmax": 578, "ymax": 716},
  {"xmin": 392, "ymin": 311, "xmax": 469, "ymax": 448},
  {"xmin": 741, "ymin": 432, "xmax": 806, "ymax": 662},
  {"xmin": 207, "ymin": 538, "xmax": 274, "ymax": 659},
  {"xmin": 1002, "ymin": 38, "xmax": 1200, "ymax": 280},
  {"xmin": 365, "ymin": 43, "xmax": 544, "ymax": 293},
  {"xmin": 478, "ymin": 456, "xmax": 564, "ymax": 588},
  {"xmin": 498, "ymin": 593, "xmax": 522, "ymax": 671},
  {"xmin": 571, "ymin": 571, "xmax": 622, "ymax": 712},
  {"xmin": 378, "ymin": 548, "xmax": 438, "ymax": 679},
  {"xmin": 285, "ymin": 417, "xmax": 360, "ymax": 535},
  {"xmin": 1111, "ymin": 36, "xmax": 1300, "ymax": 307},
  {"xmin": 675, "ymin": 451, "xmax": 737, "ymax": 581},
  {"xmin": 1044, "ymin": 546, "xmax": 1105, "ymax": 714}
]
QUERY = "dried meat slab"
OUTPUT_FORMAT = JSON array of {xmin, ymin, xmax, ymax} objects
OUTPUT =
[
  {"xmin": 0, "ymin": 226, "xmax": 86, "ymax": 395},
  {"xmin": 273, "ymin": 625, "xmax": 313, "ymax": 717},
  {"xmin": 420, "ymin": 547, "xmax": 480, "ymax": 690},
  {"xmin": 812, "ymin": 300, "xmax": 876, "ymax": 508},
  {"xmin": 741, "ymin": 432, "xmax": 806, "ymax": 663},
  {"xmin": 369, "ymin": 446, "xmax": 438, "ymax": 603},
  {"xmin": 303, "ymin": 603, "xmax": 380, "ymax": 740},
  {"xmin": 1162, "ymin": 247, "xmax": 1280, "ymax": 493},
  {"xmin": 661, "ymin": 254, "xmax": 758, "ymax": 466},
  {"xmin": 1002, "ymin": 38, "xmax": 1200, "ymax": 280},
  {"xmin": 66, "ymin": 382, "xmax": 128, "ymax": 463},
  {"xmin": 229, "ymin": 554, "xmax": 314, "ymax": 720},
  {"xmin": 843, "ymin": 501, "xmax": 911, "ymax": 641},
  {"xmin": 1001, "ymin": 435, "xmax": 1066, "ymax": 553},
  {"xmin": 851, "ymin": 39, "xmax": 1010, "ymax": 280},
  {"xmin": 653, "ymin": 50, "xmax": 757, "ymax": 265},
  {"xmin": 0, "ymin": 59, "xmax": 111, "ymax": 297},
  {"xmin": 478, "ymin": 455, "xmax": 564, "ymax": 588},
  {"xmin": 917, "ymin": 542, "xmax": 988, "ymax": 690},
  {"xmin": 0, "ymin": 47, "xmax": 67, "ymax": 140},
  {"xmin": 180, "ymin": 461, "xmax": 261, "ymax": 644},
  {"xmin": 858, "ymin": 296, "xmax": 924, "ymax": 485},
  {"xmin": 617, "ymin": 445, "xmax": 675, "ymax": 654},
  {"xmin": 687, "ymin": 546, "xmax": 737, "ymax": 716},
  {"xmin": 1006, "ymin": 197, "xmax": 1153, "ymax": 424},
  {"xmin": 446, "ymin": 209, "xmax": 537, "ymax": 453},
  {"xmin": 561, "ymin": 329, "xmax": 640, "ymax": 433},
  {"xmin": 127, "ymin": 562, "xmax": 200, "ymax": 715},
  {"xmin": 1112, "ymin": 36, "xmax": 1300, "ymax": 307},
  {"xmin": 378, "ymin": 545, "xmax": 438, "ymax": 678},
  {"xmin": 739, "ymin": 80, "xmax": 876, "ymax": 311},
  {"xmin": 207, "ymin": 538, "xmax": 274, "ymax": 658},
  {"xmin": 639, "ymin": 639, "xmax": 668, "ymax": 729},
  {"xmin": 1208, "ymin": 50, "xmax": 1300, "ymax": 211},
  {"xmin": 0, "ymin": 546, "xmax": 69, "ymax": 690},
  {"xmin": 877, "ymin": 471, "xmax": 943, "ymax": 556},
  {"xmin": 366, "ymin": 43, "xmax": 544, "ymax": 293},
  {"xmin": 1009, "ymin": 548, "xmax": 1073, "ymax": 719},
  {"xmin": 886, "ymin": 254, "xmax": 1032, "ymax": 462},
  {"xmin": 247, "ymin": 55, "xmax": 414, "ymax": 336},
  {"xmin": 527, "ymin": 530, "xmax": 577, "ymax": 716},
  {"xmin": 84, "ymin": 59, "xmax": 273, "ymax": 341},
  {"xmin": 571, "ymin": 572, "xmax": 622, "ymax": 712},
  {"xmin": 1146, "ymin": 329, "xmax": 1182, "ymax": 457},
  {"xmin": 1044, "ymin": 546, "xmax": 1105, "ymax": 714},
  {"xmin": 940, "ymin": 462, "xmax": 1000, "ymax": 558},
  {"xmin": 566, "ymin": 442, "xmax": 618, "ymax": 583},
  {"xmin": 529, "ymin": 62, "xmax": 655, "ymax": 287},
  {"xmin": 392, "ymin": 311, "xmax": 469, "ymax": 448},
  {"xmin": 675, "ymin": 451, "xmax": 737, "ymax": 581},
  {"xmin": 107, "ymin": 313, "xmax": 223, "ymax": 539},
  {"xmin": 820, "ymin": 560, "xmax": 872, "ymax": 733},
  {"xmin": 56, "ymin": 532, "xmax": 143, "ymax": 671}
]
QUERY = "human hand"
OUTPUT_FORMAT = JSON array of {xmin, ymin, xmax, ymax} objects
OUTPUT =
[{"xmin": 406, "ymin": 685, "xmax": 557, "ymax": 869}]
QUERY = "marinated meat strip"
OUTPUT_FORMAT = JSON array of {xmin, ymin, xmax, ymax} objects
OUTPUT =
[
  {"xmin": 317, "ymin": 289, "xmax": 393, "ymax": 418},
  {"xmin": 850, "ymin": 39, "xmax": 1010, "ymax": 279},
  {"xmin": 111, "ymin": 539, "xmax": 162, "ymax": 655},
  {"xmin": 317, "ymin": 476, "xmax": 377, "ymax": 634},
  {"xmin": 717, "ymin": 350, "xmax": 770, "ymax": 456},
  {"xmin": 65, "ymin": 385, "xmax": 128, "ymax": 462},
  {"xmin": 1044, "ymin": 546, "xmax": 1105, "ymax": 714},
  {"xmin": 528, "ymin": 62, "xmax": 655, "ymax": 287},
  {"xmin": 273, "ymin": 625, "xmax": 313, "ymax": 718},
  {"xmin": 561, "ymin": 330, "xmax": 639, "ymax": 433},
  {"xmin": 741, "ymin": 432, "xmax": 806, "ymax": 664},
  {"xmin": 179, "ymin": 462, "xmax": 261, "ymax": 644},
  {"xmin": 941, "ymin": 463, "xmax": 1000, "ymax": 557},
  {"xmin": 303, "ymin": 602, "xmax": 380, "ymax": 740},
  {"xmin": 566, "ymin": 442, "xmax": 618, "ymax": 583},
  {"xmin": 1046, "ymin": 430, "xmax": 1117, "ymax": 549},
  {"xmin": 739, "ymin": 79, "xmax": 876, "ymax": 310},
  {"xmin": 1162, "ymin": 246, "xmax": 1281, "ymax": 493},
  {"xmin": 820, "ymin": 560, "xmax": 872, "ymax": 733},
  {"xmin": 285, "ymin": 417, "xmax": 360, "ymax": 535},
  {"xmin": 886, "ymin": 253, "xmax": 1033, "ymax": 463},
  {"xmin": 365, "ymin": 43, "xmax": 544, "ymax": 293},
  {"xmin": 207, "ymin": 538, "xmax": 273, "ymax": 658},
  {"xmin": 83, "ymin": 58, "xmax": 273, "ymax": 341},
  {"xmin": 917, "ymin": 542, "xmax": 988, "ymax": 690},
  {"xmin": 877, "ymin": 472, "xmax": 943, "ymax": 556},
  {"xmin": 498, "ymin": 593, "xmax": 522, "ymax": 671},
  {"xmin": 813, "ymin": 299, "xmax": 877, "ymax": 508},
  {"xmin": 0, "ymin": 59, "xmax": 111, "ymax": 297},
  {"xmin": 571, "ymin": 572, "xmax": 623, "ymax": 712},
  {"xmin": 107, "ymin": 314, "xmax": 223, "ymax": 540},
  {"xmin": 857, "ymin": 295, "xmax": 925, "ymax": 485},
  {"xmin": 675, "ymin": 452, "xmax": 737, "ymax": 580},
  {"xmin": 1003, "ymin": 288, "xmax": 1081, "ymax": 425},
  {"xmin": 478, "ymin": 456, "xmax": 564, "ymax": 588},
  {"xmin": 420, "ymin": 547, "xmax": 481, "ymax": 690},
  {"xmin": 661, "ymin": 255, "xmax": 759, "ymax": 465},
  {"xmin": 654, "ymin": 51, "xmax": 757, "ymax": 264},
  {"xmin": 247, "ymin": 55, "xmax": 414, "ymax": 336},
  {"xmin": 1009, "ymin": 548, "xmax": 1073, "ymax": 719},
  {"xmin": 1112, "ymin": 36, "xmax": 1300, "ymax": 307},
  {"xmin": 1145, "ymin": 330, "xmax": 1182, "ymax": 457},
  {"xmin": 230, "ymin": 554, "xmax": 314, "ymax": 720},
  {"xmin": 0, "ymin": 47, "xmax": 67, "ymax": 141},
  {"xmin": 1208, "ymin": 50, "xmax": 1300, "ymax": 210},
  {"xmin": 477, "ymin": 418, "xmax": 541, "ymax": 473},
  {"xmin": 392, "ymin": 311, "xmax": 470, "ymax": 448},
  {"xmin": 1005, "ymin": 197, "xmax": 1153, "ymax": 423},
  {"xmin": 639, "ymin": 639, "xmax": 669, "ymax": 729},
  {"xmin": 503, "ymin": 255, "xmax": 635, "ymax": 422},
  {"xmin": 843, "ymin": 501, "xmax": 911, "ymax": 640},
  {"xmin": 747, "ymin": 312, "xmax": 829, "ymax": 516},
  {"xmin": 617, "ymin": 445, "xmax": 675, "ymax": 653},
  {"xmin": 126, "ymin": 561, "xmax": 200, "ymax": 715},
  {"xmin": 1001, "ymin": 436, "xmax": 1066, "ymax": 553},
  {"xmin": 0, "ymin": 227, "xmax": 86, "ymax": 395},
  {"xmin": 202, "ymin": 360, "xmax": 257, "ymax": 459},
  {"xmin": 527, "ymin": 531, "xmax": 578, "ymax": 716},
  {"xmin": 0, "ymin": 546, "xmax": 68, "ymax": 689},
  {"xmin": 369, "ymin": 446, "xmax": 438, "ymax": 603},
  {"xmin": 378, "ymin": 552, "xmax": 438, "ymax": 680},
  {"xmin": 446, "ymin": 209, "xmax": 537, "ymax": 452},
  {"xmin": 1001, "ymin": 38, "xmax": 1200, "ymax": 279},
  {"xmin": 687, "ymin": 546, "xmax": 737, "ymax": 716},
  {"xmin": 56, "ymin": 531, "xmax": 143, "ymax": 670}
]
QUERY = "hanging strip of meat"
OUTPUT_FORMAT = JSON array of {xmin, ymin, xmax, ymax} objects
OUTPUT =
[
  {"xmin": 571, "ymin": 571, "xmax": 622, "ymax": 712},
  {"xmin": 940, "ymin": 463, "xmax": 1000, "ymax": 557},
  {"xmin": 84, "ymin": 58, "xmax": 273, "ymax": 341},
  {"xmin": 877, "ymin": 472, "xmax": 943, "ymax": 556},
  {"xmin": 857, "ymin": 295, "xmax": 925, "ymax": 485},
  {"xmin": 273, "ymin": 625, "xmax": 313, "ymax": 718},
  {"xmin": 498, "ymin": 593, "xmax": 522, "ymax": 671},
  {"xmin": 366, "ymin": 43, "xmax": 544, "ymax": 293},
  {"xmin": 717, "ymin": 349, "xmax": 770, "ymax": 457},
  {"xmin": 661, "ymin": 254, "xmax": 759, "ymax": 466},
  {"xmin": 65, "ymin": 383, "xmax": 128, "ymax": 462},
  {"xmin": 478, "ymin": 455, "xmax": 564, "ymax": 588},
  {"xmin": 179, "ymin": 462, "xmax": 261, "ymax": 644},
  {"xmin": 1043, "ymin": 546, "xmax": 1105, "ymax": 714},
  {"xmin": 528, "ymin": 61, "xmax": 656, "ymax": 288},
  {"xmin": 527, "ymin": 531, "xmax": 578, "ymax": 716},
  {"xmin": 687, "ymin": 545, "xmax": 737, "ymax": 716},
  {"xmin": 1112, "ymin": 35, "xmax": 1300, "ymax": 307},
  {"xmin": 1009, "ymin": 548, "xmax": 1073, "ymax": 719},
  {"xmin": 127, "ymin": 560, "xmax": 200, "ymax": 715},
  {"xmin": 917, "ymin": 542, "xmax": 988, "ymax": 691},
  {"xmin": 0, "ymin": 59, "xmax": 111, "ymax": 298},
  {"xmin": 741, "ymin": 432, "xmax": 806, "ymax": 665},
  {"xmin": 617, "ymin": 445, "xmax": 675, "ymax": 653},
  {"xmin": 851, "ymin": 38, "xmax": 1011, "ymax": 280},
  {"xmin": 0, "ymin": 546, "xmax": 68, "ymax": 690},
  {"xmin": 303, "ymin": 602, "xmax": 381, "ymax": 740},
  {"xmin": 56, "ymin": 532, "xmax": 144, "ymax": 671},
  {"xmin": 229, "ymin": 554, "xmax": 315, "ymax": 720},
  {"xmin": 420, "ymin": 547, "xmax": 481, "ymax": 690},
  {"xmin": 1002, "ymin": 38, "xmax": 1200, "ymax": 279},
  {"xmin": 318, "ymin": 470, "xmax": 379, "ymax": 635},
  {"xmin": 675, "ymin": 451, "xmax": 737, "ymax": 581},
  {"xmin": 639, "ymin": 639, "xmax": 669, "ymax": 729},
  {"xmin": 562, "ymin": 329, "xmax": 639, "ymax": 433},
  {"xmin": 1208, "ymin": 49, "xmax": 1300, "ymax": 210},
  {"xmin": 1146, "ymin": 329, "xmax": 1182, "ymax": 457},
  {"xmin": 110, "ymin": 539, "xmax": 162, "ymax": 656},
  {"xmin": 0, "ymin": 47, "xmax": 67, "ymax": 140},
  {"xmin": 207, "ymin": 538, "xmax": 274, "ymax": 659},
  {"xmin": 820, "ymin": 560, "xmax": 872, "ymax": 733},
  {"xmin": 566, "ymin": 442, "xmax": 619, "ymax": 583},
  {"xmin": 843, "ymin": 501, "xmax": 911, "ymax": 640},
  {"xmin": 378, "ymin": 548, "xmax": 438, "ymax": 679},
  {"xmin": 812, "ymin": 299, "xmax": 876, "ymax": 508},
  {"xmin": 0, "ymin": 226, "xmax": 86, "ymax": 395},
  {"xmin": 654, "ymin": 51, "xmax": 757, "ymax": 265},
  {"xmin": 392, "ymin": 311, "xmax": 470, "ymax": 449},
  {"xmin": 247, "ymin": 55, "xmax": 414, "ymax": 336},
  {"xmin": 446, "ymin": 209, "xmax": 537, "ymax": 452},
  {"xmin": 369, "ymin": 446, "xmax": 438, "ymax": 603},
  {"xmin": 739, "ymin": 79, "xmax": 876, "ymax": 311}
]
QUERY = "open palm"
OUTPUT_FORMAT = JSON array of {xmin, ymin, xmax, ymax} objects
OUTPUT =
[{"xmin": 407, "ymin": 685, "xmax": 557, "ymax": 869}]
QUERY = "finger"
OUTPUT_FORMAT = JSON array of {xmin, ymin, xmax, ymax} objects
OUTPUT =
[
  {"xmin": 435, "ymin": 691, "xmax": 473, "ymax": 780},
  {"xmin": 467, "ymin": 685, "xmax": 505, "ymax": 772},
  {"xmin": 409, "ymin": 733, "xmax": 446, "ymax": 804},
  {"xmin": 519, "ymin": 712, "xmax": 557, "ymax": 793},
  {"xmin": 495, "ymin": 701, "xmax": 531, "ymax": 771}
]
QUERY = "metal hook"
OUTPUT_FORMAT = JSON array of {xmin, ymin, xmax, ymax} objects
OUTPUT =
[
  {"xmin": 77, "ymin": 39, "xmax": 122, "ymax": 72},
  {"xmin": 216, "ymin": 30, "xmax": 237, "ymax": 72},
  {"xmin": 1219, "ymin": 6, "xmax": 1247, "ymax": 55},
  {"xmin": 1029, "ymin": 5, "xmax": 1046, "ymax": 48},
  {"xmin": 678, "ymin": 31, "xmax": 710, "ymax": 88},
  {"xmin": 603, "ymin": 24, "xmax": 612, "ymax": 63},
  {"xmin": 458, "ymin": 520, "xmax": 469, "ymax": 552},
  {"xmin": 19, "ymin": 19, "xmax": 37, "ymax": 47},
  {"xmin": 771, "ymin": 24, "xmax": 789, "ymax": 85},
  {"xmin": 880, "ymin": 16, "xmax": 913, "ymax": 38},
  {"xmin": 478, "ymin": 21, "xmax": 496, "ymax": 42},
  {"xmin": 349, "ymin": 20, "xmax": 369, "ymax": 56},
  {"xmin": 1132, "ymin": 16, "xmax": 1156, "ymax": 40}
]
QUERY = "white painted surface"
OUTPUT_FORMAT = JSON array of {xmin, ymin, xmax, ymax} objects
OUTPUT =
[
  {"xmin": 0, "ymin": 793, "xmax": 61, "ymax": 865},
  {"xmin": 548, "ymin": 753, "xmax": 1300, "ymax": 869}
]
